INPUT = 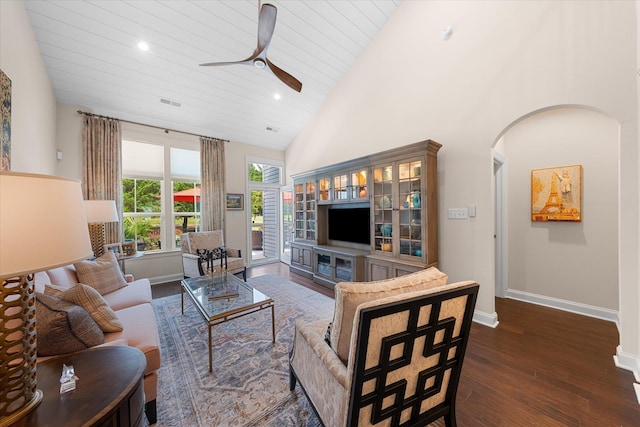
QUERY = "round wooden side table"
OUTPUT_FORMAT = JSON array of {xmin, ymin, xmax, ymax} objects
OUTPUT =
[{"xmin": 20, "ymin": 346, "xmax": 146, "ymax": 427}]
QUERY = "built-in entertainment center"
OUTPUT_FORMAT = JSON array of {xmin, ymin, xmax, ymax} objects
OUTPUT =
[{"xmin": 290, "ymin": 140, "xmax": 441, "ymax": 288}]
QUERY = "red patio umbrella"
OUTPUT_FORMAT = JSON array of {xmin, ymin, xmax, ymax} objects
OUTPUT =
[{"xmin": 172, "ymin": 187, "xmax": 200, "ymax": 203}]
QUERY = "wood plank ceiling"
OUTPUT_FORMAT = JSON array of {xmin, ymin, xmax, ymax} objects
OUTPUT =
[{"xmin": 23, "ymin": 0, "xmax": 401, "ymax": 150}]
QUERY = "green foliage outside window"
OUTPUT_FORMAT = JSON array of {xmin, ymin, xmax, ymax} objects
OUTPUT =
[{"xmin": 249, "ymin": 163, "xmax": 263, "ymax": 218}]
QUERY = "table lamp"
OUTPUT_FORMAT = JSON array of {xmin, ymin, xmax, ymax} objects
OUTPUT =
[
  {"xmin": 0, "ymin": 172, "xmax": 93, "ymax": 425},
  {"xmin": 84, "ymin": 200, "xmax": 119, "ymax": 257}
]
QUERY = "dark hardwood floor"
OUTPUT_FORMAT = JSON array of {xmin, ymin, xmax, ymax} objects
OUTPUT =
[{"xmin": 154, "ymin": 263, "xmax": 640, "ymax": 426}]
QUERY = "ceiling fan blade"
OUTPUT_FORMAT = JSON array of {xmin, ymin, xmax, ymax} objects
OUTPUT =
[
  {"xmin": 266, "ymin": 59, "xmax": 302, "ymax": 92},
  {"xmin": 200, "ymin": 57, "xmax": 254, "ymax": 67},
  {"xmin": 257, "ymin": 4, "xmax": 277, "ymax": 54}
]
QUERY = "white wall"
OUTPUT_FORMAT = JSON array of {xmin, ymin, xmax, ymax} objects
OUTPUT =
[
  {"xmin": 503, "ymin": 108, "xmax": 619, "ymax": 311},
  {"xmin": 0, "ymin": 0, "xmax": 57, "ymax": 174},
  {"xmin": 285, "ymin": 1, "xmax": 637, "ymax": 341}
]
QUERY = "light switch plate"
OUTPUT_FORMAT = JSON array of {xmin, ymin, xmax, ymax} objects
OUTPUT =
[{"xmin": 448, "ymin": 208, "xmax": 468, "ymax": 219}]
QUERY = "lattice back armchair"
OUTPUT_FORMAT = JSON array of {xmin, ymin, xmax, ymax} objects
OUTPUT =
[
  {"xmin": 289, "ymin": 267, "xmax": 479, "ymax": 427},
  {"xmin": 180, "ymin": 230, "xmax": 247, "ymax": 281}
]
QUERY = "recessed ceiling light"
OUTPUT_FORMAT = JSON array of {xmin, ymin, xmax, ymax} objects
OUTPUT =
[
  {"xmin": 137, "ymin": 41, "xmax": 149, "ymax": 51},
  {"xmin": 273, "ymin": 93, "xmax": 281, "ymax": 100}
]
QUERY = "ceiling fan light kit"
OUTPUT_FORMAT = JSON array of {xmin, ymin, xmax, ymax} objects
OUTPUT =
[{"xmin": 200, "ymin": 2, "xmax": 303, "ymax": 93}]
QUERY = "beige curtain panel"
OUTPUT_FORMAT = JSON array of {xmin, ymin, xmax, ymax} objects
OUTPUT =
[
  {"xmin": 200, "ymin": 136, "xmax": 226, "ymax": 233},
  {"xmin": 82, "ymin": 115, "xmax": 123, "ymax": 246}
]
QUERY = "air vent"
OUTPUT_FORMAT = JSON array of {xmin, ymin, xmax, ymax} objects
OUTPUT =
[
  {"xmin": 265, "ymin": 126, "xmax": 279, "ymax": 133},
  {"xmin": 160, "ymin": 98, "xmax": 181, "ymax": 107}
]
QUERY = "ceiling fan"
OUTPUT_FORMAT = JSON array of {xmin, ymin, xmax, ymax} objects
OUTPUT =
[{"xmin": 200, "ymin": 2, "xmax": 303, "ymax": 93}]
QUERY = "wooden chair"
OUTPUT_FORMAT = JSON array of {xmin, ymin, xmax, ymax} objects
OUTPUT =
[
  {"xmin": 180, "ymin": 230, "xmax": 246, "ymax": 281},
  {"xmin": 289, "ymin": 268, "xmax": 478, "ymax": 427}
]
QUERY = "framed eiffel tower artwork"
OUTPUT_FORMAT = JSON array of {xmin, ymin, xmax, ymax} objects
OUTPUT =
[{"xmin": 531, "ymin": 164, "xmax": 582, "ymax": 222}]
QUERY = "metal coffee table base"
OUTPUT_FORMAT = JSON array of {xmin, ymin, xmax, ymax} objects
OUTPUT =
[{"xmin": 181, "ymin": 284, "xmax": 275, "ymax": 373}]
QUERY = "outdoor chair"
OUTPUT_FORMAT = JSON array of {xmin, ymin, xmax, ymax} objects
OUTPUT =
[
  {"xmin": 289, "ymin": 267, "xmax": 479, "ymax": 427},
  {"xmin": 180, "ymin": 230, "xmax": 247, "ymax": 281}
]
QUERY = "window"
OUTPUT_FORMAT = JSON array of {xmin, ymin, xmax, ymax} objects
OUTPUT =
[
  {"xmin": 122, "ymin": 140, "xmax": 200, "ymax": 252},
  {"xmin": 171, "ymin": 148, "xmax": 201, "ymax": 247}
]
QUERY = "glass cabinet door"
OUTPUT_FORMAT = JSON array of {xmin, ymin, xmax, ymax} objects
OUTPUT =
[
  {"xmin": 318, "ymin": 177, "xmax": 330, "ymax": 203},
  {"xmin": 398, "ymin": 160, "xmax": 422, "ymax": 258},
  {"xmin": 294, "ymin": 183, "xmax": 305, "ymax": 239},
  {"xmin": 373, "ymin": 165, "xmax": 393, "ymax": 253},
  {"xmin": 335, "ymin": 256, "xmax": 353, "ymax": 281},
  {"xmin": 316, "ymin": 251, "xmax": 332, "ymax": 278},
  {"xmin": 333, "ymin": 174, "xmax": 348, "ymax": 201},
  {"xmin": 350, "ymin": 169, "xmax": 368, "ymax": 201},
  {"xmin": 305, "ymin": 180, "xmax": 316, "ymax": 241}
]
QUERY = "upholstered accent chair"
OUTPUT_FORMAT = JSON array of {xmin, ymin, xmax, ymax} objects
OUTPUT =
[
  {"xmin": 180, "ymin": 230, "xmax": 247, "ymax": 281},
  {"xmin": 289, "ymin": 267, "xmax": 479, "ymax": 427}
]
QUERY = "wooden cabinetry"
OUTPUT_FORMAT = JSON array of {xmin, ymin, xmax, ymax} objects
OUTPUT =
[
  {"xmin": 313, "ymin": 246, "xmax": 367, "ymax": 288},
  {"xmin": 290, "ymin": 140, "xmax": 441, "ymax": 285},
  {"xmin": 317, "ymin": 167, "xmax": 369, "ymax": 205},
  {"xmin": 368, "ymin": 140, "xmax": 441, "ymax": 279},
  {"xmin": 291, "ymin": 241, "xmax": 314, "ymax": 276},
  {"xmin": 294, "ymin": 180, "xmax": 317, "ymax": 241}
]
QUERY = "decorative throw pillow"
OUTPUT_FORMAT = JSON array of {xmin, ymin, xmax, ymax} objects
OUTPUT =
[
  {"xmin": 330, "ymin": 267, "xmax": 449, "ymax": 364},
  {"xmin": 74, "ymin": 251, "xmax": 128, "ymax": 295},
  {"xmin": 45, "ymin": 283, "xmax": 123, "ymax": 332},
  {"xmin": 36, "ymin": 293, "xmax": 104, "ymax": 356}
]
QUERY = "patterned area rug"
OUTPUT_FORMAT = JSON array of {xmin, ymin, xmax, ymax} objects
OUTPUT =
[{"xmin": 152, "ymin": 275, "xmax": 334, "ymax": 426}]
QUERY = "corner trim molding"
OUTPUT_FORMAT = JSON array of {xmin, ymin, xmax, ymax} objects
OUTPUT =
[
  {"xmin": 473, "ymin": 310, "xmax": 499, "ymax": 328},
  {"xmin": 505, "ymin": 289, "xmax": 619, "ymax": 327}
]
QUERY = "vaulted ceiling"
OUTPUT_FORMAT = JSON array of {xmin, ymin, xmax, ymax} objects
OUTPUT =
[{"xmin": 23, "ymin": 0, "xmax": 401, "ymax": 150}]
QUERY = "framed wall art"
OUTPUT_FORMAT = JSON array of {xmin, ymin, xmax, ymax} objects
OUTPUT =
[
  {"xmin": 104, "ymin": 242, "xmax": 123, "ymax": 256},
  {"xmin": 1, "ymin": 69, "xmax": 11, "ymax": 171},
  {"xmin": 531, "ymin": 164, "xmax": 582, "ymax": 222},
  {"xmin": 226, "ymin": 193, "xmax": 244, "ymax": 210}
]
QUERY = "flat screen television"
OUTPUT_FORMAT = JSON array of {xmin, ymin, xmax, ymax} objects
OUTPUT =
[{"xmin": 328, "ymin": 207, "xmax": 370, "ymax": 245}]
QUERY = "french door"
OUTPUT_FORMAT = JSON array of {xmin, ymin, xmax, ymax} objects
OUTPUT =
[{"xmin": 249, "ymin": 189, "xmax": 279, "ymax": 265}]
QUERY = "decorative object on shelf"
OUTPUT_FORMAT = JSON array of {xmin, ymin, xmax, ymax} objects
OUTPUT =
[
  {"xmin": 531, "ymin": 164, "xmax": 582, "ymax": 222},
  {"xmin": 414, "ymin": 249, "xmax": 422, "ymax": 257},
  {"xmin": 379, "ymin": 195, "xmax": 391, "ymax": 209},
  {"xmin": 411, "ymin": 191, "xmax": 421, "ymax": 208},
  {"xmin": 410, "ymin": 226, "xmax": 421, "ymax": 240},
  {"xmin": 0, "ymin": 172, "xmax": 93, "ymax": 424},
  {"xmin": 382, "ymin": 167, "xmax": 392, "ymax": 182},
  {"xmin": 380, "ymin": 224, "xmax": 392, "ymax": 237},
  {"xmin": 104, "ymin": 242, "xmax": 123, "ymax": 257},
  {"xmin": 121, "ymin": 241, "xmax": 136, "ymax": 256},
  {"xmin": 226, "ymin": 193, "xmax": 244, "ymax": 210},
  {"xmin": 84, "ymin": 200, "xmax": 119, "ymax": 258},
  {"xmin": 381, "ymin": 243, "xmax": 392, "ymax": 252}
]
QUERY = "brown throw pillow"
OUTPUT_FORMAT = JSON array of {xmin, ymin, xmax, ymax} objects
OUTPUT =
[
  {"xmin": 74, "ymin": 251, "xmax": 128, "ymax": 295},
  {"xmin": 45, "ymin": 284, "xmax": 123, "ymax": 332},
  {"xmin": 36, "ymin": 293, "xmax": 104, "ymax": 356}
]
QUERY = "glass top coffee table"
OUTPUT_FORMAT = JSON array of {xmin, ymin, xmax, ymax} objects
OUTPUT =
[{"xmin": 181, "ymin": 273, "xmax": 275, "ymax": 372}]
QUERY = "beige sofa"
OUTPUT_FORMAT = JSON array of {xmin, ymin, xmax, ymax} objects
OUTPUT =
[{"xmin": 34, "ymin": 261, "xmax": 161, "ymax": 424}]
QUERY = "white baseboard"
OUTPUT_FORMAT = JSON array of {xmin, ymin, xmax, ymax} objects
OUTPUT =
[
  {"xmin": 614, "ymin": 345, "xmax": 640, "ymax": 382},
  {"xmin": 614, "ymin": 345, "xmax": 640, "ymax": 404},
  {"xmin": 505, "ymin": 289, "xmax": 620, "ymax": 328},
  {"xmin": 473, "ymin": 310, "xmax": 499, "ymax": 328}
]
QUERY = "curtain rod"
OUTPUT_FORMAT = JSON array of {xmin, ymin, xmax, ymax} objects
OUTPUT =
[{"xmin": 76, "ymin": 110, "xmax": 229, "ymax": 142}]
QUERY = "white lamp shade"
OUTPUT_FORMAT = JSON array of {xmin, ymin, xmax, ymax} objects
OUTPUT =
[
  {"xmin": 0, "ymin": 172, "xmax": 93, "ymax": 278},
  {"xmin": 84, "ymin": 199, "xmax": 119, "ymax": 223}
]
